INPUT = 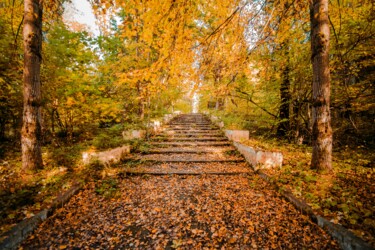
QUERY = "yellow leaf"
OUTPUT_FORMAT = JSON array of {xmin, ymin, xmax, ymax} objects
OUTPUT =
[
  {"xmin": 66, "ymin": 97, "xmax": 75, "ymax": 106},
  {"xmin": 228, "ymin": 237, "xmax": 237, "ymax": 243}
]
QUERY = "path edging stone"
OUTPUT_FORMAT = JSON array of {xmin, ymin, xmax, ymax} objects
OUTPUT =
[
  {"xmin": 0, "ymin": 183, "xmax": 83, "ymax": 250},
  {"xmin": 122, "ymin": 130, "xmax": 146, "ymax": 140},
  {"xmin": 224, "ymin": 130, "xmax": 250, "ymax": 142},
  {"xmin": 208, "ymin": 115, "xmax": 282, "ymax": 170},
  {"xmin": 82, "ymin": 145, "xmax": 131, "ymax": 166},
  {"xmin": 257, "ymin": 171, "xmax": 373, "ymax": 250},
  {"xmin": 233, "ymin": 141, "xmax": 283, "ymax": 169}
]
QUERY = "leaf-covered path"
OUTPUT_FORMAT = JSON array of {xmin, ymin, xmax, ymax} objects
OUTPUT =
[{"xmin": 21, "ymin": 114, "xmax": 338, "ymax": 249}]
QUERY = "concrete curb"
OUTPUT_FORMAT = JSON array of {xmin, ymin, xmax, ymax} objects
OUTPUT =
[
  {"xmin": 0, "ymin": 183, "xmax": 83, "ymax": 250},
  {"xmin": 257, "ymin": 171, "xmax": 373, "ymax": 250},
  {"xmin": 233, "ymin": 141, "xmax": 283, "ymax": 170},
  {"xmin": 82, "ymin": 145, "xmax": 131, "ymax": 166},
  {"xmin": 208, "ymin": 116, "xmax": 283, "ymax": 169}
]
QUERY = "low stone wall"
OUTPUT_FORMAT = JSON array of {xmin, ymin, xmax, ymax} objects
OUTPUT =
[
  {"xmin": 82, "ymin": 145, "xmax": 131, "ymax": 166},
  {"xmin": 225, "ymin": 130, "xmax": 249, "ymax": 142},
  {"xmin": 210, "ymin": 115, "xmax": 282, "ymax": 170},
  {"xmin": 233, "ymin": 142, "xmax": 283, "ymax": 170}
]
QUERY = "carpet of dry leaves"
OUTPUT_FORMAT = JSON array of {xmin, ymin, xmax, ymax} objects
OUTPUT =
[
  {"xmin": 141, "ymin": 153, "xmax": 243, "ymax": 161},
  {"xmin": 21, "ymin": 174, "xmax": 338, "ymax": 249}
]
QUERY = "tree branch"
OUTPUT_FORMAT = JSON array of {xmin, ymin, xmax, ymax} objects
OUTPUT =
[
  {"xmin": 192, "ymin": 3, "xmax": 248, "ymax": 49},
  {"xmin": 233, "ymin": 88, "xmax": 278, "ymax": 118},
  {"xmin": 14, "ymin": 16, "xmax": 24, "ymax": 51}
]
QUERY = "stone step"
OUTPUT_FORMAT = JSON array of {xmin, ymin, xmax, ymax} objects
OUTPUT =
[
  {"xmin": 120, "ymin": 171, "xmax": 249, "ymax": 175},
  {"xmin": 121, "ymin": 161, "xmax": 250, "ymax": 175},
  {"xmin": 169, "ymin": 120, "xmax": 210, "ymax": 123},
  {"xmin": 166, "ymin": 128, "xmax": 219, "ymax": 131},
  {"xmin": 146, "ymin": 148, "xmax": 234, "ymax": 154},
  {"xmin": 171, "ymin": 118, "xmax": 208, "ymax": 121},
  {"xmin": 160, "ymin": 133, "xmax": 223, "ymax": 137},
  {"xmin": 166, "ymin": 127, "xmax": 217, "ymax": 130},
  {"xmin": 150, "ymin": 141, "xmax": 232, "ymax": 147},
  {"xmin": 157, "ymin": 136, "xmax": 224, "ymax": 139},
  {"xmin": 146, "ymin": 146, "xmax": 235, "ymax": 153},
  {"xmin": 165, "ymin": 130, "xmax": 222, "ymax": 134},
  {"xmin": 167, "ymin": 124, "xmax": 214, "ymax": 126},
  {"xmin": 141, "ymin": 152, "xmax": 242, "ymax": 161},
  {"xmin": 152, "ymin": 137, "xmax": 228, "ymax": 142},
  {"xmin": 142, "ymin": 159, "xmax": 245, "ymax": 163},
  {"xmin": 168, "ymin": 123, "xmax": 211, "ymax": 125}
]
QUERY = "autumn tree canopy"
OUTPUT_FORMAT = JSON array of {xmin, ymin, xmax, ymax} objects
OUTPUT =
[{"xmin": 0, "ymin": 0, "xmax": 373, "ymax": 170}]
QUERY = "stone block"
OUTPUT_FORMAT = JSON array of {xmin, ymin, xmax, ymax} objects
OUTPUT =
[
  {"xmin": 233, "ymin": 142, "xmax": 283, "ymax": 170},
  {"xmin": 165, "ymin": 130, "xmax": 175, "ymax": 136},
  {"xmin": 122, "ymin": 130, "xmax": 146, "ymax": 140},
  {"xmin": 150, "ymin": 120, "xmax": 161, "ymax": 133},
  {"xmin": 210, "ymin": 115, "xmax": 219, "ymax": 122},
  {"xmin": 233, "ymin": 142, "xmax": 257, "ymax": 166},
  {"xmin": 163, "ymin": 114, "xmax": 174, "ymax": 123},
  {"xmin": 256, "ymin": 150, "xmax": 283, "ymax": 168},
  {"xmin": 82, "ymin": 145, "xmax": 131, "ymax": 166},
  {"xmin": 209, "ymin": 116, "xmax": 225, "ymax": 128},
  {"xmin": 218, "ymin": 121, "xmax": 225, "ymax": 129},
  {"xmin": 225, "ymin": 130, "xmax": 249, "ymax": 142}
]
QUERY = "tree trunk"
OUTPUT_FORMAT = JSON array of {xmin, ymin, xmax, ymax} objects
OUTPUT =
[
  {"xmin": 51, "ymin": 109, "xmax": 55, "ymax": 133},
  {"xmin": 0, "ymin": 116, "xmax": 6, "ymax": 141},
  {"xmin": 310, "ymin": 0, "xmax": 332, "ymax": 171},
  {"xmin": 277, "ymin": 55, "xmax": 291, "ymax": 137},
  {"xmin": 21, "ymin": 0, "xmax": 43, "ymax": 171},
  {"xmin": 136, "ymin": 81, "xmax": 145, "ymax": 120},
  {"xmin": 139, "ymin": 101, "xmax": 145, "ymax": 120},
  {"xmin": 215, "ymin": 99, "xmax": 220, "ymax": 110}
]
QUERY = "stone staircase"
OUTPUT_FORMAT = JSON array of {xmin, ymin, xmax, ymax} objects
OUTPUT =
[
  {"xmin": 128, "ymin": 113, "xmax": 251, "ymax": 175},
  {"xmin": 20, "ymin": 113, "xmax": 340, "ymax": 249}
]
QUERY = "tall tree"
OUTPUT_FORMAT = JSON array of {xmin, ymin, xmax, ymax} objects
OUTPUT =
[
  {"xmin": 310, "ymin": 0, "xmax": 332, "ymax": 171},
  {"xmin": 277, "ymin": 42, "xmax": 291, "ymax": 137},
  {"xmin": 22, "ymin": 0, "xmax": 43, "ymax": 170}
]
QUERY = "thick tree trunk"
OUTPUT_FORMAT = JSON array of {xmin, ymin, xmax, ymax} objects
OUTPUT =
[
  {"xmin": 21, "ymin": 0, "xmax": 43, "ymax": 171},
  {"xmin": 310, "ymin": 0, "xmax": 332, "ymax": 171}
]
